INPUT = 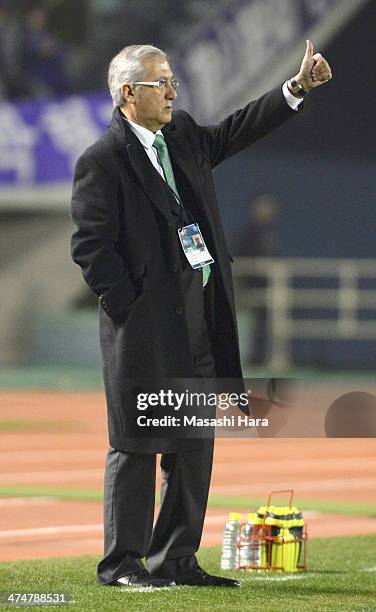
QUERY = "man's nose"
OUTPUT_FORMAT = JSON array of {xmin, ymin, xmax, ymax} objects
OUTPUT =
[{"xmin": 166, "ymin": 84, "xmax": 177, "ymax": 100}]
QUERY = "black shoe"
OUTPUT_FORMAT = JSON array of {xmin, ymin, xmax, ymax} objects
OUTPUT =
[
  {"xmin": 175, "ymin": 567, "xmax": 240, "ymax": 587},
  {"xmin": 109, "ymin": 569, "xmax": 176, "ymax": 588}
]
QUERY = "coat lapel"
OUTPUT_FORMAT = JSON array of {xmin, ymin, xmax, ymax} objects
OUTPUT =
[
  {"xmin": 109, "ymin": 108, "xmax": 172, "ymax": 223},
  {"xmin": 163, "ymin": 121, "xmax": 225, "ymax": 256},
  {"xmin": 162, "ymin": 122, "xmax": 202, "ymax": 208}
]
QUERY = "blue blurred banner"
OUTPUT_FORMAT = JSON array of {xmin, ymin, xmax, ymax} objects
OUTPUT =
[
  {"xmin": 0, "ymin": 0, "xmax": 344, "ymax": 187},
  {"xmin": 0, "ymin": 93, "xmax": 112, "ymax": 186}
]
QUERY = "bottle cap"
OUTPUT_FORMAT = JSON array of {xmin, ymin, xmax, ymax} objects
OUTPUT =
[{"xmin": 229, "ymin": 512, "xmax": 242, "ymax": 521}]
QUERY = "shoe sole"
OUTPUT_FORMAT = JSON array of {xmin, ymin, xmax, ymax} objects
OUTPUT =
[{"xmin": 117, "ymin": 585, "xmax": 177, "ymax": 591}]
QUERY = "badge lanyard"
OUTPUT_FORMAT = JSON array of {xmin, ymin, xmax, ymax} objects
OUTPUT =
[
  {"xmin": 178, "ymin": 223, "xmax": 214, "ymax": 270},
  {"xmin": 155, "ymin": 149, "xmax": 214, "ymax": 269}
]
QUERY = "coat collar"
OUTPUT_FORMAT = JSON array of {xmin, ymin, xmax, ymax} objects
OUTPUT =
[
  {"xmin": 110, "ymin": 108, "xmax": 177, "ymax": 222},
  {"xmin": 109, "ymin": 108, "xmax": 203, "ymax": 226},
  {"xmin": 110, "ymin": 106, "xmax": 180, "ymax": 136},
  {"xmin": 161, "ymin": 116, "xmax": 214, "ymax": 233}
]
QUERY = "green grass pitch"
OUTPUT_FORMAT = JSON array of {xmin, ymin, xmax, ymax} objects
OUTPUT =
[{"xmin": 0, "ymin": 536, "xmax": 376, "ymax": 611}]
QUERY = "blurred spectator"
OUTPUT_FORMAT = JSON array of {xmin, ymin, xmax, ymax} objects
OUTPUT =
[
  {"xmin": 20, "ymin": 4, "xmax": 67, "ymax": 97},
  {"xmin": 233, "ymin": 194, "xmax": 280, "ymax": 366},
  {"xmin": 48, "ymin": 0, "xmax": 88, "ymax": 45},
  {"xmin": 234, "ymin": 193, "xmax": 280, "ymax": 258},
  {"xmin": 0, "ymin": 0, "xmax": 237, "ymax": 101}
]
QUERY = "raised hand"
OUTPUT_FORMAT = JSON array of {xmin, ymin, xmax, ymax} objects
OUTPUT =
[{"xmin": 295, "ymin": 39, "xmax": 333, "ymax": 93}]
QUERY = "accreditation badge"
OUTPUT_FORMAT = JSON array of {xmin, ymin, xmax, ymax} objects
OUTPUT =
[{"xmin": 178, "ymin": 223, "xmax": 214, "ymax": 269}]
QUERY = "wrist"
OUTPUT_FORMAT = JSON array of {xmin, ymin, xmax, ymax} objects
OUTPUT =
[{"xmin": 288, "ymin": 75, "xmax": 311, "ymax": 97}]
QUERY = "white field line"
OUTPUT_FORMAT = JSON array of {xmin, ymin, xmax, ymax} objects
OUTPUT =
[
  {"xmin": 0, "ymin": 515, "xmax": 230, "ymax": 540},
  {"xmin": 0, "ymin": 492, "xmax": 321, "ymax": 521},
  {"xmin": 211, "ymin": 477, "xmax": 376, "ymax": 495},
  {"xmin": 0, "ymin": 513, "xmax": 257, "ymax": 540},
  {"xmin": 0, "ymin": 512, "xmax": 374, "ymax": 543}
]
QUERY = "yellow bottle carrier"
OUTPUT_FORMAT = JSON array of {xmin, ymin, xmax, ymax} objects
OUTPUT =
[{"xmin": 223, "ymin": 490, "xmax": 308, "ymax": 572}]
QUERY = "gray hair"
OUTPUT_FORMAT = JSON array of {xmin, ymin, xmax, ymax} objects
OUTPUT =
[{"xmin": 108, "ymin": 44, "xmax": 167, "ymax": 108}]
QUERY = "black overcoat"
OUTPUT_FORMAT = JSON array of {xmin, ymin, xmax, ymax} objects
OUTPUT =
[{"xmin": 71, "ymin": 85, "xmax": 299, "ymax": 452}]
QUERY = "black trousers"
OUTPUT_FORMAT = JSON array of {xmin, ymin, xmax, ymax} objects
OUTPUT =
[{"xmin": 97, "ymin": 268, "xmax": 216, "ymax": 584}]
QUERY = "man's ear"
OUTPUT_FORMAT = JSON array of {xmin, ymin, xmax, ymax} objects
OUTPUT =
[{"xmin": 122, "ymin": 83, "xmax": 135, "ymax": 104}]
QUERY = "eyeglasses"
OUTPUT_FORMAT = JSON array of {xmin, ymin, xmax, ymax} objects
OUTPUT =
[{"xmin": 132, "ymin": 79, "xmax": 180, "ymax": 91}]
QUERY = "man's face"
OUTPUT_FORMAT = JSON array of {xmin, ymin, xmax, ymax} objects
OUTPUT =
[{"xmin": 122, "ymin": 57, "xmax": 177, "ymax": 132}]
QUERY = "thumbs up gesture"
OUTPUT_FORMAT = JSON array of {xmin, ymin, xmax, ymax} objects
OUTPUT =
[{"xmin": 293, "ymin": 39, "xmax": 333, "ymax": 93}]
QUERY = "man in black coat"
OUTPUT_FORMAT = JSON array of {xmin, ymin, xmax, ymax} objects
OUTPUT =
[{"xmin": 71, "ymin": 42, "xmax": 332, "ymax": 588}]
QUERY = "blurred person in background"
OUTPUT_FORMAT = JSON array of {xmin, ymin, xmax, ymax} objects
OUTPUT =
[
  {"xmin": 0, "ymin": 0, "xmax": 92, "ymax": 100},
  {"xmin": 71, "ymin": 41, "xmax": 332, "ymax": 588},
  {"xmin": 233, "ymin": 194, "xmax": 280, "ymax": 366},
  {"xmin": 20, "ymin": 3, "xmax": 67, "ymax": 97},
  {"xmin": 0, "ymin": 1, "xmax": 232, "ymax": 100},
  {"xmin": 235, "ymin": 193, "xmax": 280, "ymax": 259}
]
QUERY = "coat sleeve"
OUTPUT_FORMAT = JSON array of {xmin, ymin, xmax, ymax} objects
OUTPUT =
[
  {"xmin": 71, "ymin": 152, "xmax": 138, "ymax": 321},
  {"xmin": 196, "ymin": 85, "xmax": 302, "ymax": 168}
]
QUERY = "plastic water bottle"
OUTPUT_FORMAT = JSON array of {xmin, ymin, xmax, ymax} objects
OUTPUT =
[
  {"xmin": 239, "ymin": 513, "xmax": 261, "ymax": 569},
  {"xmin": 239, "ymin": 522, "xmax": 253, "ymax": 568},
  {"xmin": 220, "ymin": 512, "xmax": 242, "ymax": 569}
]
